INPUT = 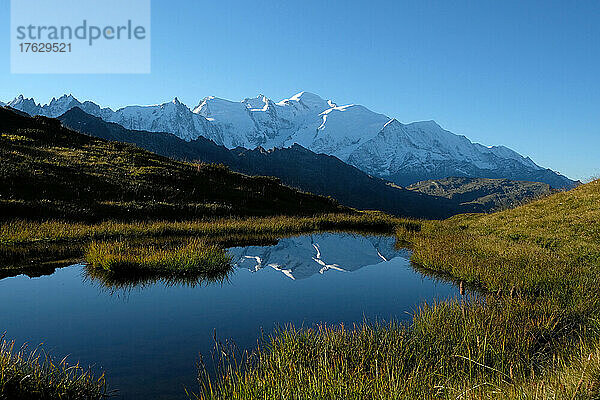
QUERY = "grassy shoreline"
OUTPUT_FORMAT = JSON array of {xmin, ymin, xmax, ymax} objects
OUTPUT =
[
  {"xmin": 0, "ymin": 212, "xmax": 408, "ymax": 246},
  {"xmin": 0, "ymin": 338, "xmax": 107, "ymax": 400},
  {"xmin": 193, "ymin": 180, "xmax": 600, "ymax": 399},
  {"xmin": 0, "ymin": 212, "xmax": 415, "ymax": 288},
  {"xmin": 0, "ymin": 212, "xmax": 409, "ymax": 277}
]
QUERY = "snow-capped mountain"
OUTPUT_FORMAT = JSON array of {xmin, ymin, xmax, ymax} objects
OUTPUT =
[
  {"xmin": 5, "ymin": 92, "xmax": 576, "ymax": 188},
  {"xmin": 6, "ymin": 94, "xmax": 220, "ymax": 142},
  {"xmin": 344, "ymin": 119, "xmax": 559, "ymax": 185},
  {"xmin": 228, "ymin": 233, "xmax": 408, "ymax": 280}
]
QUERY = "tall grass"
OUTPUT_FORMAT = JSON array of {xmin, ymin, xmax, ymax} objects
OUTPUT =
[
  {"xmin": 0, "ymin": 338, "xmax": 108, "ymax": 400},
  {"xmin": 192, "ymin": 298, "xmax": 599, "ymax": 399},
  {"xmin": 0, "ymin": 212, "xmax": 406, "ymax": 246}
]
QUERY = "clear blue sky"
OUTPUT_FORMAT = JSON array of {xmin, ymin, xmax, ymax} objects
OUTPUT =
[{"xmin": 1, "ymin": 0, "xmax": 598, "ymax": 181}]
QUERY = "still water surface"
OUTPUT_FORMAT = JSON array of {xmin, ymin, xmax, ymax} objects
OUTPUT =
[{"xmin": 0, "ymin": 233, "xmax": 459, "ymax": 399}]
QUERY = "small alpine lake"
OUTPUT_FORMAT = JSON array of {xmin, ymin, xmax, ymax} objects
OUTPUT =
[{"xmin": 0, "ymin": 232, "xmax": 461, "ymax": 399}]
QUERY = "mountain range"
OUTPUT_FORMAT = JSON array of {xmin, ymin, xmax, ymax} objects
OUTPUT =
[
  {"xmin": 58, "ymin": 107, "xmax": 478, "ymax": 219},
  {"xmin": 5, "ymin": 92, "xmax": 577, "ymax": 189}
]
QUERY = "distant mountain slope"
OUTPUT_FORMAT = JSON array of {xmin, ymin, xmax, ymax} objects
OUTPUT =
[
  {"xmin": 0, "ymin": 107, "xmax": 343, "ymax": 221},
  {"xmin": 7, "ymin": 93, "xmax": 577, "ymax": 189},
  {"xmin": 346, "ymin": 119, "xmax": 577, "ymax": 189},
  {"xmin": 59, "ymin": 107, "xmax": 478, "ymax": 219},
  {"xmin": 226, "ymin": 145, "xmax": 476, "ymax": 219},
  {"xmin": 408, "ymin": 177, "xmax": 553, "ymax": 212}
]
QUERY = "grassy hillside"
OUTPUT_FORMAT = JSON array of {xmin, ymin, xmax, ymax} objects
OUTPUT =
[
  {"xmin": 0, "ymin": 107, "xmax": 343, "ymax": 221},
  {"xmin": 407, "ymin": 176, "xmax": 553, "ymax": 212},
  {"xmin": 408, "ymin": 178, "xmax": 599, "ymax": 295},
  {"xmin": 197, "ymin": 179, "xmax": 600, "ymax": 399}
]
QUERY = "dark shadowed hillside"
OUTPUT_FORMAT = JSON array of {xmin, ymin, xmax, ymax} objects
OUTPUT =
[
  {"xmin": 0, "ymin": 107, "xmax": 344, "ymax": 221},
  {"xmin": 227, "ymin": 145, "xmax": 477, "ymax": 218}
]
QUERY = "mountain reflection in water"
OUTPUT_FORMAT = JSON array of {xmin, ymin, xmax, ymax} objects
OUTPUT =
[{"xmin": 229, "ymin": 233, "xmax": 409, "ymax": 280}]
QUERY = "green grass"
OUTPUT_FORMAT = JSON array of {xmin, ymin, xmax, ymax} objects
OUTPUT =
[
  {"xmin": 402, "ymin": 179, "xmax": 600, "ymax": 299},
  {"xmin": 194, "ymin": 300, "xmax": 599, "ymax": 399},
  {"xmin": 192, "ymin": 179, "xmax": 600, "ymax": 399},
  {"xmin": 0, "ymin": 212, "xmax": 407, "ymax": 246},
  {"xmin": 85, "ymin": 238, "xmax": 232, "ymax": 274},
  {"xmin": 0, "ymin": 338, "xmax": 108, "ymax": 400}
]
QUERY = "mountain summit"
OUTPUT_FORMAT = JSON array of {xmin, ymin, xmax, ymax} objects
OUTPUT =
[{"xmin": 5, "ymin": 92, "xmax": 577, "ymax": 189}]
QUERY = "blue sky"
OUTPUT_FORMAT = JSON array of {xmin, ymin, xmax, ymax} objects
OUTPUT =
[{"xmin": 1, "ymin": 0, "xmax": 598, "ymax": 180}]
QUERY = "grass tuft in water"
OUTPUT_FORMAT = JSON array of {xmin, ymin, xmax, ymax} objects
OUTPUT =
[{"xmin": 85, "ymin": 238, "xmax": 232, "ymax": 275}]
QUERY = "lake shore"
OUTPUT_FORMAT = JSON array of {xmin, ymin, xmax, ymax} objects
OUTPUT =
[
  {"xmin": 193, "ymin": 180, "xmax": 600, "ymax": 399},
  {"xmin": 1, "ymin": 181, "xmax": 599, "ymax": 399}
]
